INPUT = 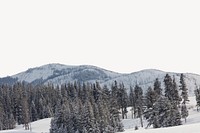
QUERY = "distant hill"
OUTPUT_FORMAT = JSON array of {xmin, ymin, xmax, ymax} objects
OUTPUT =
[{"xmin": 0, "ymin": 63, "xmax": 200, "ymax": 96}]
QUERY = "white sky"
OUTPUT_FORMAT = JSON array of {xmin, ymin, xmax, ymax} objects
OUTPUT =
[{"xmin": 0, "ymin": 0, "xmax": 200, "ymax": 77}]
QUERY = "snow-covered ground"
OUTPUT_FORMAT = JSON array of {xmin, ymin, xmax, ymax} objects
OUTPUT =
[
  {"xmin": 1, "ymin": 97, "xmax": 200, "ymax": 133},
  {"xmin": 0, "ymin": 118, "xmax": 51, "ymax": 133}
]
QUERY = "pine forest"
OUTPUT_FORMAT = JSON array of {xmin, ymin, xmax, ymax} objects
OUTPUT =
[{"xmin": 0, "ymin": 74, "xmax": 195, "ymax": 133}]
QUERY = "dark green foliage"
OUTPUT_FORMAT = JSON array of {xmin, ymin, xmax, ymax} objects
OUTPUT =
[
  {"xmin": 194, "ymin": 87, "xmax": 200, "ymax": 111},
  {"xmin": 154, "ymin": 78, "xmax": 162, "ymax": 96},
  {"xmin": 145, "ymin": 87, "xmax": 156, "ymax": 109},
  {"xmin": 180, "ymin": 74, "xmax": 189, "ymax": 103},
  {"xmin": 144, "ymin": 96, "xmax": 181, "ymax": 128},
  {"xmin": 172, "ymin": 76, "xmax": 181, "ymax": 107},
  {"xmin": 50, "ymin": 100, "xmax": 74, "ymax": 133},
  {"xmin": 181, "ymin": 103, "xmax": 188, "ymax": 123},
  {"xmin": 134, "ymin": 85, "xmax": 144, "ymax": 127},
  {"xmin": 117, "ymin": 83, "xmax": 128, "ymax": 119},
  {"xmin": 50, "ymin": 81, "xmax": 124, "ymax": 133},
  {"xmin": 164, "ymin": 74, "xmax": 174, "ymax": 101},
  {"xmin": 145, "ymin": 74, "xmax": 183, "ymax": 129},
  {"xmin": 129, "ymin": 86, "xmax": 136, "ymax": 119},
  {"xmin": 179, "ymin": 74, "xmax": 189, "ymax": 122},
  {"xmin": 0, "ymin": 85, "xmax": 16, "ymax": 130}
]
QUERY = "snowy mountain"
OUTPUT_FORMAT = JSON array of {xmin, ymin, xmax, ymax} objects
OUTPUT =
[
  {"xmin": 11, "ymin": 63, "xmax": 121, "ymax": 85},
  {"xmin": 1, "ymin": 63, "xmax": 200, "ymax": 96}
]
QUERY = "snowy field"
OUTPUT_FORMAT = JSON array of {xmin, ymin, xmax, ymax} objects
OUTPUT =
[
  {"xmin": 1, "ymin": 97, "xmax": 200, "ymax": 133},
  {"xmin": 0, "ymin": 118, "xmax": 51, "ymax": 133}
]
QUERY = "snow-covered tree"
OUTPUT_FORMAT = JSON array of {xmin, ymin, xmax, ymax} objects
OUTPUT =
[
  {"xmin": 134, "ymin": 85, "xmax": 144, "ymax": 127},
  {"xmin": 129, "ymin": 86, "xmax": 136, "ymax": 119},
  {"xmin": 180, "ymin": 74, "xmax": 189, "ymax": 122},
  {"xmin": 145, "ymin": 86, "xmax": 156, "ymax": 109},
  {"xmin": 145, "ymin": 96, "xmax": 181, "ymax": 128},
  {"xmin": 194, "ymin": 86, "xmax": 200, "ymax": 111},
  {"xmin": 154, "ymin": 78, "xmax": 162, "ymax": 96},
  {"xmin": 181, "ymin": 103, "xmax": 188, "ymax": 123},
  {"xmin": 180, "ymin": 74, "xmax": 189, "ymax": 103},
  {"xmin": 50, "ymin": 99, "xmax": 74, "ymax": 133},
  {"xmin": 164, "ymin": 74, "xmax": 173, "ymax": 101},
  {"xmin": 172, "ymin": 76, "xmax": 181, "ymax": 107},
  {"xmin": 118, "ymin": 83, "xmax": 128, "ymax": 119}
]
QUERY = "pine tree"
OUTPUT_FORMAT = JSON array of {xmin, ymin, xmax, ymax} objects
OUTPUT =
[
  {"xmin": 0, "ymin": 85, "xmax": 16, "ymax": 130},
  {"xmin": 129, "ymin": 86, "xmax": 136, "ymax": 119},
  {"xmin": 144, "ymin": 96, "xmax": 167, "ymax": 128},
  {"xmin": 144, "ymin": 96, "xmax": 181, "ymax": 128},
  {"xmin": 50, "ymin": 99, "xmax": 73, "ymax": 133},
  {"xmin": 30, "ymin": 101, "xmax": 38, "ymax": 122},
  {"xmin": 22, "ymin": 95, "xmax": 29, "ymax": 130},
  {"xmin": 72, "ymin": 99, "xmax": 83, "ymax": 133},
  {"xmin": 145, "ymin": 86, "xmax": 156, "ymax": 109},
  {"xmin": 194, "ymin": 86, "xmax": 200, "ymax": 111},
  {"xmin": 82, "ymin": 100, "xmax": 95, "ymax": 133},
  {"xmin": 180, "ymin": 74, "xmax": 189, "ymax": 122},
  {"xmin": 118, "ymin": 83, "xmax": 128, "ymax": 119},
  {"xmin": 110, "ymin": 81, "xmax": 124, "ymax": 132},
  {"xmin": 172, "ymin": 76, "xmax": 181, "ymax": 107},
  {"xmin": 164, "ymin": 74, "xmax": 182, "ymax": 126},
  {"xmin": 180, "ymin": 74, "xmax": 189, "ymax": 103},
  {"xmin": 154, "ymin": 78, "xmax": 162, "ymax": 96},
  {"xmin": 134, "ymin": 85, "xmax": 144, "ymax": 127},
  {"xmin": 181, "ymin": 103, "xmax": 188, "ymax": 123},
  {"xmin": 0, "ymin": 100, "xmax": 5, "ymax": 130},
  {"xmin": 164, "ymin": 74, "xmax": 173, "ymax": 101}
]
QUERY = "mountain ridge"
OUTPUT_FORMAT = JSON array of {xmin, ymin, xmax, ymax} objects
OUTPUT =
[{"xmin": 1, "ymin": 63, "xmax": 200, "ymax": 96}]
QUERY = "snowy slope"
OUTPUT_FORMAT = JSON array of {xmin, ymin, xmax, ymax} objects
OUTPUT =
[
  {"xmin": 12, "ymin": 63, "xmax": 121, "ymax": 85},
  {"xmin": 12, "ymin": 64, "xmax": 75, "ymax": 83},
  {"xmin": 1, "ymin": 63, "xmax": 200, "ymax": 96},
  {"xmin": 0, "ymin": 118, "xmax": 51, "ymax": 133},
  {"xmin": 124, "ymin": 123, "xmax": 200, "ymax": 133}
]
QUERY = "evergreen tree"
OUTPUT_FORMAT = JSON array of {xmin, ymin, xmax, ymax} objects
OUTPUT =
[
  {"xmin": 30, "ymin": 101, "xmax": 38, "ymax": 122},
  {"xmin": 145, "ymin": 87, "xmax": 156, "ymax": 109},
  {"xmin": 0, "ymin": 99, "xmax": 5, "ymax": 130},
  {"xmin": 134, "ymin": 85, "xmax": 144, "ymax": 127},
  {"xmin": 180, "ymin": 74, "xmax": 189, "ymax": 122},
  {"xmin": 22, "ymin": 95, "xmax": 29, "ymax": 130},
  {"xmin": 144, "ymin": 96, "xmax": 181, "ymax": 128},
  {"xmin": 72, "ymin": 99, "xmax": 84, "ymax": 133},
  {"xmin": 144, "ymin": 96, "xmax": 168, "ymax": 128},
  {"xmin": 154, "ymin": 78, "xmax": 162, "ymax": 96},
  {"xmin": 118, "ymin": 83, "xmax": 128, "ymax": 119},
  {"xmin": 181, "ymin": 103, "xmax": 188, "ymax": 123},
  {"xmin": 172, "ymin": 76, "xmax": 181, "ymax": 107},
  {"xmin": 82, "ymin": 100, "xmax": 96, "ymax": 133},
  {"xmin": 50, "ymin": 99, "xmax": 73, "ymax": 133},
  {"xmin": 180, "ymin": 74, "xmax": 189, "ymax": 103},
  {"xmin": 129, "ymin": 86, "xmax": 136, "ymax": 119},
  {"xmin": 110, "ymin": 81, "xmax": 124, "ymax": 132},
  {"xmin": 164, "ymin": 74, "xmax": 182, "ymax": 126},
  {"xmin": 164, "ymin": 74, "xmax": 173, "ymax": 101},
  {"xmin": 194, "ymin": 86, "xmax": 200, "ymax": 111}
]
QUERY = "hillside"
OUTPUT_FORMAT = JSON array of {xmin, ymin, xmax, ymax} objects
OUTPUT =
[{"xmin": 0, "ymin": 63, "xmax": 200, "ymax": 96}]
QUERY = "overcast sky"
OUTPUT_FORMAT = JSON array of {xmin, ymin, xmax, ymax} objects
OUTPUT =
[{"xmin": 0, "ymin": 0, "xmax": 200, "ymax": 77}]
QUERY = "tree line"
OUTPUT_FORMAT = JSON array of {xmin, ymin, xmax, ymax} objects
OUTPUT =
[{"xmin": 0, "ymin": 73, "xmax": 190, "ymax": 132}]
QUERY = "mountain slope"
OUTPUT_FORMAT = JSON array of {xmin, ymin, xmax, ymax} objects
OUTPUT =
[
  {"xmin": 11, "ymin": 63, "xmax": 121, "ymax": 85},
  {"xmin": 0, "ymin": 63, "xmax": 200, "ymax": 96}
]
